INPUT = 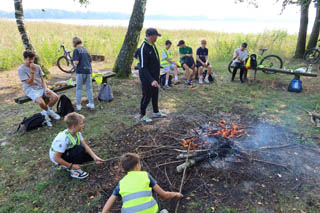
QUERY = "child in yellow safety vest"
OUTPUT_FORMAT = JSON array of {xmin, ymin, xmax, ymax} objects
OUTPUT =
[
  {"xmin": 161, "ymin": 40, "xmax": 180, "ymax": 89},
  {"xmin": 49, "ymin": 112, "xmax": 103, "ymax": 179},
  {"xmin": 102, "ymin": 153, "xmax": 183, "ymax": 213}
]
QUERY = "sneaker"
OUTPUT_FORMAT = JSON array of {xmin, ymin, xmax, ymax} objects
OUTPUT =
[
  {"xmin": 204, "ymin": 78, "xmax": 210, "ymax": 84},
  {"xmin": 44, "ymin": 120, "xmax": 53, "ymax": 127},
  {"xmin": 41, "ymin": 110, "xmax": 51, "ymax": 122},
  {"xmin": 151, "ymin": 112, "xmax": 167, "ymax": 118},
  {"xmin": 199, "ymin": 78, "xmax": 203, "ymax": 85},
  {"xmin": 47, "ymin": 109, "xmax": 61, "ymax": 120},
  {"xmin": 163, "ymin": 85, "xmax": 171, "ymax": 90},
  {"xmin": 76, "ymin": 105, "xmax": 82, "ymax": 111},
  {"xmin": 140, "ymin": 115, "xmax": 152, "ymax": 123},
  {"xmin": 185, "ymin": 80, "xmax": 192, "ymax": 86},
  {"xmin": 70, "ymin": 169, "xmax": 89, "ymax": 179},
  {"xmin": 86, "ymin": 103, "xmax": 95, "ymax": 109}
]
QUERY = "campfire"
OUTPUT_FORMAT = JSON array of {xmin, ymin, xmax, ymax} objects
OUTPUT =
[{"xmin": 177, "ymin": 121, "xmax": 246, "ymax": 172}]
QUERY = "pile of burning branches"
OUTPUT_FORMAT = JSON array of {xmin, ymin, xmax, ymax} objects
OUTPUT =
[{"xmin": 176, "ymin": 121, "xmax": 246, "ymax": 172}]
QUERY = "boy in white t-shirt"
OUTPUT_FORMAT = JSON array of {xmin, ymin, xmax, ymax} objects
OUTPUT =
[
  {"xmin": 231, "ymin": 42, "xmax": 248, "ymax": 83},
  {"xmin": 49, "ymin": 112, "xmax": 103, "ymax": 179}
]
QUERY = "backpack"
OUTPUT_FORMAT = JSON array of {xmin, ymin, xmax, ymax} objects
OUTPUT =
[
  {"xmin": 202, "ymin": 70, "xmax": 215, "ymax": 82},
  {"xmin": 288, "ymin": 78, "xmax": 302, "ymax": 93},
  {"xmin": 57, "ymin": 95, "xmax": 74, "ymax": 117},
  {"xmin": 98, "ymin": 83, "xmax": 113, "ymax": 102},
  {"xmin": 160, "ymin": 73, "xmax": 172, "ymax": 87},
  {"xmin": 245, "ymin": 54, "xmax": 257, "ymax": 70},
  {"xmin": 18, "ymin": 113, "xmax": 45, "ymax": 132}
]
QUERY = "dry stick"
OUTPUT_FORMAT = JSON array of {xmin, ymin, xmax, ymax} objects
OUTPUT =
[
  {"xmin": 174, "ymin": 143, "xmax": 191, "ymax": 213},
  {"xmin": 243, "ymin": 157, "xmax": 290, "ymax": 171},
  {"xmin": 155, "ymin": 160, "xmax": 186, "ymax": 168},
  {"xmin": 164, "ymin": 166, "xmax": 173, "ymax": 187},
  {"xmin": 260, "ymin": 144, "xmax": 295, "ymax": 150}
]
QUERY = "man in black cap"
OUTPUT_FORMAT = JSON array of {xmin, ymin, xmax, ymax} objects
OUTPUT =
[{"xmin": 137, "ymin": 28, "xmax": 166, "ymax": 123}]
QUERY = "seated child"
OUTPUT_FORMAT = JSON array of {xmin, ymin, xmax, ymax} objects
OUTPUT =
[
  {"xmin": 18, "ymin": 50, "xmax": 61, "ymax": 127},
  {"xmin": 161, "ymin": 40, "xmax": 180, "ymax": 88},
  {"xmin": 196, "ymin": 39, "xmax": 213, "ymax": 84},
  {"xmin": 49, "ymin": 112, "xmax": 103, "ymax": 179},
  {"xmin": 102, "ymin": 153, "xmax": 183, "ymax": 213}
]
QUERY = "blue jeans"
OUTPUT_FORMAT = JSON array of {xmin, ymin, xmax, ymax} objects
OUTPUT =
[{"xmin": 76, "ymin": 74, "xmax": 93, "ymax": 106}]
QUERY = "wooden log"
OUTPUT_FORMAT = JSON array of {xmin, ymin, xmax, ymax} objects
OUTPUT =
[{"xmin": 256, "ymin": 67, "xmax": 317, "ymax": 77}]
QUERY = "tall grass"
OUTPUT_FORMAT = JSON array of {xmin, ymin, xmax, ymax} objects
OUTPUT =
[{"xmin": 0, "ymin": 19, "xmax": 297, "ymax": 71}]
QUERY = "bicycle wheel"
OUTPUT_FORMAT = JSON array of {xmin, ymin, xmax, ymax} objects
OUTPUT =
[
  {"xmin": 260, "ymin": 55, "xmax": 283, "ymax": 74},
  {"xmin": 303, "ymin": 48, "xmax": 320, "ymax": 64},
  {"xmin": 228, "ymin": 61, "xmax": 234, "ymax": 73},
  {"xmin": 57, "ymin": 56, "xmax": 74, "ymax": 73}
]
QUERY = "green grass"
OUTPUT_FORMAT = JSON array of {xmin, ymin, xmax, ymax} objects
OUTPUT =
[{"xmin": 0, "ymin": 19, "xmax": 298, "ymax": 71}]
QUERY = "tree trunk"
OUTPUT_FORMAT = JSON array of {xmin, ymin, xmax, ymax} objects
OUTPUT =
[
  {"xmin": 307, "ymin": 5, "xmax": 320, "ymax": 50},
  {"xmin": 14, "ymin": 0, "xmax": 49, "ymax": 75},
  {"xmin": 294, "ymin": 1, "xmax": 311, "ymax": 58},
  {"xmin": 112, "ymin": 0, "xmax": 147, "ymax": 78}
]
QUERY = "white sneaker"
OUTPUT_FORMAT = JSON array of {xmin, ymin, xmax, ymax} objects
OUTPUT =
[
  {"xmin": 204, "ymin": 78, "xmax": 210, "ymax": 84},
  {"xmin": 151, "ymin": 112, "xmax": 167, "ymax": 118},
  {"xmin": 45, "ymin": 120, "xmax": 53, "ymax": 127},
  {"xmin": 76, "ymin": 105, "xmax": 82, "ymax": 111},
  {"xmin": 199, "ymin": 78, "xmax": 203, "ymax": 85},
  {"xmin": 140, "ymin": 115, "xmax": 153, "ymax": 123},
  {"xmin": 47, "ymin": 109, "xmax": 61, "ymax": 120},
  {"xmin": 41, "ymin": 110, "xmax": 52, "ymax": 127},
  {"xmin": 70, "ymin": 169, "xmax": 89, "ymax": 179},
  {"xmin": 86, "ymin": 103, "xmax": 95, "ymax": 109}
]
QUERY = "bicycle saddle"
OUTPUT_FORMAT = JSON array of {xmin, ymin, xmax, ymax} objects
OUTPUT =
[{"xmin": 259, "ymin": 48, "xmax": 268, "ymax": 51}]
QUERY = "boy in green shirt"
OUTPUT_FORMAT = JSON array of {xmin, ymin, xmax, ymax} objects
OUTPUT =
[{"xmin": 177, "ymin": 40, "xmax": 197, "ymax": 86}]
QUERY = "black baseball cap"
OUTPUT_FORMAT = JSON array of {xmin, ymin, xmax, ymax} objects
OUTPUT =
[
  {"xmin": 177, "ymin": 40, "xmax": 185, "ymax": 46},
  {"xmin": 146, "ymin": 28, "xmax": 161, "ymax": 37}
]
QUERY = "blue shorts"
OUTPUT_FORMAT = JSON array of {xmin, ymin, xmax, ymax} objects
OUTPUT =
[{"xmin": 163, "ymin": 64, "xmax": 176, "ymax": 73}]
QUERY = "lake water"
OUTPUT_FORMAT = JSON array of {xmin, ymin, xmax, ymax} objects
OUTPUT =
[{"xmin": 23, "ymin": 18, "xmax": 304, "ymax": 34}]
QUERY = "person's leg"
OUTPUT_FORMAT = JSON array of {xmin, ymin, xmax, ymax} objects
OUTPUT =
[
  {"xmin": 151, "ymin": 86, "xmax": 159, "ymax": 113},
  {"xmin": 140, "ymin": 84, "xmax": 152, "ymax": 117},
  {"xmin": 198, "ymin": 66, "xmax": 204, "ymax": 84},
  {"xmin": 165, "ymin": 69, "xmax": 170, "ymax": 86},
  {"xmin": 207, "ymin": 65, "xmax": 212, "ymax": 75},
  {"xmin": 76, "ymin": 74, "xmax": 84, "ymax": 108},
  {"xmin": 183, "ymin": 64, "xmax": 190, "ymax": 81},
  {"xmin": 45, "ymin": 90, "xmax": 59, "ymax": 108},
  {"xmin": 84, "ymin": 74, "xmax": 94, "ymax": 107},
  {"xmin": 62, "ymin": 145, "xmax": 93, "ymax": 164},
  {"xmin": 231, "ymin": 63, "xmax": 239, "ymax": 81},
  {"xmin": 35, "ymin": 97, "xmax": 48, "ymax": 111},
  {"xmin": 189, "ymin": 65, "xmax": 197, "ymax": 80},
  {"xmin": 173, "ymin": 65, "xmax": 179, "ymax": 82},
  {"xmin": 239, "ymin": 64, "xmax": 245, "ymax": 83}
]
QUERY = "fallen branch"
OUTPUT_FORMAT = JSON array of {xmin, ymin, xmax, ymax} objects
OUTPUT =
[
  {"xmin": 260, "ymin": 144, "xmax": 295, "ymax": 150},
  {"xmin": 250, "ymin": 158, "xmax": 290, "ymax": 171},
  {"xmin": 175, "ymin": 143, "xmax": 191, "ymax": 213},
  {"xmin": 155, "ymin": 160, "xmax": 185, "ymax": 168},
  {"xmin": 174, "ymin": 149, "xmax": 209, "ymax": 153}
]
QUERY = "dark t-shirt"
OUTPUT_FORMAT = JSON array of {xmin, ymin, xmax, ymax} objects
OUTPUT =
[
  {"xmin": 112, "ymin": 173, "xmax": 157, "ymax": 197},
  {"xmin": 196, "ymin": 47, "xmax": 208, "ymax": 63},
  {"xmin": 72, "ymin": 47, "xmax": 92, "ymax": 74}
]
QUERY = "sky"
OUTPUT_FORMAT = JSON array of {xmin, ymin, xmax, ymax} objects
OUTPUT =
[
  {"xmin": 2, "ymin": 0, "xmax": 317, "ymax": 33},
  {"xmin": 2, "ymin": 0, "xmax": 311, "ymax": 20}
]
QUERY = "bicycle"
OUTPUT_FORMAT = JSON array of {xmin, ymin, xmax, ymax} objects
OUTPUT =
[
  {"xmin": 228, "ymin": 48, "xmax": 283, "ymax": 74},
  {"xmin": 303, "ymin": 42, "xmax": 320, "ymax": 64},
  {"xmin": 57, "ymin": 43, "xmax": 75, "ymax": 73}
]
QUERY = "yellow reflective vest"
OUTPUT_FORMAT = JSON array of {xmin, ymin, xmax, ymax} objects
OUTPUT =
[
  {"xmin": 160, "ymin": 48, "xmax": 173, "ymax": 67},
  {"xmin": 119, "ymin": 171, "xmax": 158, "ymax": 213}
]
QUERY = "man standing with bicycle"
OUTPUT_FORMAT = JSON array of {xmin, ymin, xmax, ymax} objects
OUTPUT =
[
  {"xmin": 231, "ymin": 42, "xmax": 248, "ymax": 83},
  {"xmin": 137, "ymin": 28, "xmax": 166, "ymax": 123}
]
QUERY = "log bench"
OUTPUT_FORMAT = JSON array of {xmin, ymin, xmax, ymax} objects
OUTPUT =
[{"xmin": 14, "ymin": 71, "xmax": 116, "ymax": 104}]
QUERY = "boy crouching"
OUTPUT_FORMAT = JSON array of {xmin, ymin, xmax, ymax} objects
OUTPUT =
[
  {"xmin": 49, "ymin": 112, "xmax": 103, "ymax": 179},
  {"xmin": 102, "ymin": 153, "xmax": 183, "ymax": 213}
]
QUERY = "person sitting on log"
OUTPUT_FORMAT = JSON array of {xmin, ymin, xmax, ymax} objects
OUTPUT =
[
  {"xmin": 196, "ymin": 39, "xmax": 213, "ymax": 84},
  {"xmin": 231, "ymin": 42, "xmax": 248, "ymax": 83},
  {"xmin": 18, "ymin": 50, "xmax": 61, "ymax": 127},
  {"xmin": 178, "ymin": 40, "xmax": 198, "ymax": 86},
  {"xmin": 102, "ymin": 153, "xmax": 183, "ymax": 213},
  {"xmin": 49, "ymin": 112, "xmax": 103, "ymax": 179},
  {"xmin": 161, "ymin": 40, "xmax": 180, "ymax": 89}
]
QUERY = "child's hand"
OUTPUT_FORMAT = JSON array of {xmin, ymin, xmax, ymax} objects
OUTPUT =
[
  {"xmin": 72, "ymin": 164, "xmax": 81, "ymax": 170},
  {"xmin": 94, "ymin": 156, "xmax": 104, "ymax": 164},
  {"xmin": 175, "ymin": 192, "xmax": 183, "ymax": 199}
]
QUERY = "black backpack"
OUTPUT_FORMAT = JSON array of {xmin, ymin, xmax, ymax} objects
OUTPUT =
[
  {"xmin": 250, "ymin": 54, "xmax": 258, "ymax": 69},
  {"xmin": 160, "ymin": 73, "xmax": 172, "ymax": 87},
  {"xmin": 57, "ymin": 95, "xmax": 74, "ymax": 117},
  {"xmin": 18, "ymin": 113, "xmax": 45, "ymax": 132}
]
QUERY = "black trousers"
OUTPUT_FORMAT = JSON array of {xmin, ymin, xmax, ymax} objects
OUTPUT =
[
  {"xmin": 140, "ymin": 84, "xmax": 159, "ymax": 116},
  {"xmin": 232, "ymin": 62, "xmax": 246, "ymax": 82},
  {"xmin": 62, "ymin": 145, "xmax": 93, "ymax": 164}
]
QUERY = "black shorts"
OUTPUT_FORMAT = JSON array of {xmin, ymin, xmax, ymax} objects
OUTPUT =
[
  {"xmin": 182, "ymin": 56, "xmax": 195, "ymax": 70},
  {"xmin": 196, "ymin": 61, "xmax": 210, "ymax": 68}
]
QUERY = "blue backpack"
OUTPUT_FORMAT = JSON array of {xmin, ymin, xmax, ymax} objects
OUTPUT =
[{"xmin": 288, "ymin": 78, "xmax": 302, "ymax": 93}]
